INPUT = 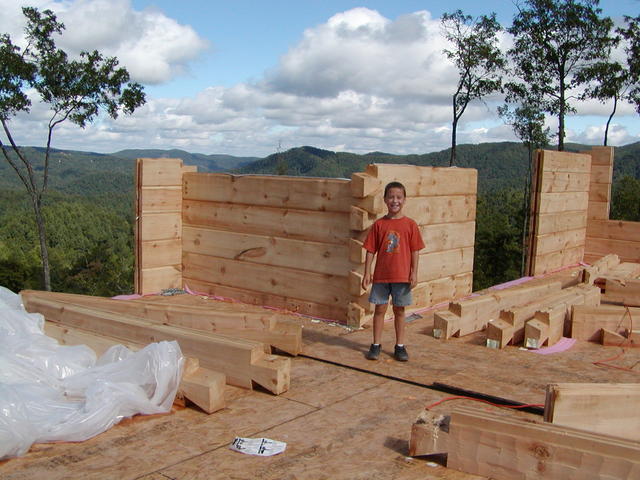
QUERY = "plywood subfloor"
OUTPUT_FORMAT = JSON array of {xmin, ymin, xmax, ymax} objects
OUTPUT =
[
  {"xmin": 301, "ymin": 309, "xmax": 640, "ymax": 406},
  {"xmin": 4, "ymin": 292, "xmax": 638, "ymax": 479},
  {"xmin": 1, "ymin": 357, "xmax": 488, "ymax": 480}
]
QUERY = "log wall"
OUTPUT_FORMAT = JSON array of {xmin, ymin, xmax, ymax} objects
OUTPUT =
[
  {"xmin": 135, "ymin": 158, "xmax": 196, "ymax": 294},
  {"xmin": 526, "ymin": 146, "xmax": 640, "ymax": 270},
  {"xmin": 583, "ymin": 146, "xmax": 640, "ymax": 264},
  {"xmin": 135, "ymin": 160, "xmax": 477, "ymax": 326},
  {"xmin": 526, "ymin": 150, "xmax": 591, "ymax": 275}
]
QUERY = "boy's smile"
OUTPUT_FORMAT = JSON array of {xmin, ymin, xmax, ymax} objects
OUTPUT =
[{"xmin": 384, "ymin": 187, "xmax": 405, "ymax": 218}]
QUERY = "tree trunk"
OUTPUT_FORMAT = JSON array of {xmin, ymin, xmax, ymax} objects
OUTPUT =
[
  {"xmin": 604, "ymin": 96, "xmax": 617, "ymax": 147},
  {"xmin": 521, "ymin": 143, "xmax": 533, "ymax": 277},
  {"xmin": 558, "ymin": 69, "xmax": 566, "ymax": 151},
  {"xmin": 31, "ymin": 196, "xmax": 51, "ymax": 291},
  {"xmin": 450, "ymin": 112, "xmax": 458, "ymax": 167}
]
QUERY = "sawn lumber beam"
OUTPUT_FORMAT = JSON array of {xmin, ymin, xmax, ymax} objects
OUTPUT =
[
  {"xmin": 20, "ymin": 290, "xmax": 302, "ymax": 355},
  {"xmin": 22, "ymin": 295, "xmax": 290, "ymax": 395}
]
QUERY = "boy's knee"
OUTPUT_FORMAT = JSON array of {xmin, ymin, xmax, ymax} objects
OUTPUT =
[{"xmin": 374, "ymin": 303, "xmax": 388, "ymax": 314}]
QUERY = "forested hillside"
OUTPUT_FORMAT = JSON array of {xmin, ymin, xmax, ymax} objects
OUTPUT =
[{"xmin": 1, "ymin": 142, "xmax": 639, "ymax": 295}]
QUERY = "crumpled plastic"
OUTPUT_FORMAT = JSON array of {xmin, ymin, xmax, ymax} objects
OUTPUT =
[{"xmin": 0, "ymin": 286, "xmax": 184, "ymax": 460}]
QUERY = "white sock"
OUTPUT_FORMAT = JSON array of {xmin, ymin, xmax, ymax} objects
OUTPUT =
[{"xmin": 396, "ymin": 344, "xmax": 404, "ymax": 347}]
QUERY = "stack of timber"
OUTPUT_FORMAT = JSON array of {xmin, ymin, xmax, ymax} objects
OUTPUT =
[
  {"xmin": 432, "ymin": 277, "xmax": 566, "ymax": 340},
  {"xmin": 486, "ymin": 281, "xmax": 600, "ymax": 349},
  {"xmin": 21, "ymin": 290, "xmax": 299, "ymax": 410},
  {"xmin": 430, "ymin": 263, "xmax": 602, "ymax": 350},
  {"xmin": 410, "ymin": 405, "xmax": 640, "ymax": 479},
  {"xmin": 349, "ymin": 164, "xmax": 477, "ymax": 326},
  {"xmin": 569, "ymin": 255, "xmax": 640, "ymax": 346},
  {"xmin": 526, "ymin": 149, "xmax": 591, "ymax": 276}
]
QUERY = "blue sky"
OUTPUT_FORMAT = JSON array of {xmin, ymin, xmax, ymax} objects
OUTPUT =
[
  {"xmin": 1, "ymin": 0, "xmax": 639, "ymax": 156},
  {"xmin": 135, "ymin": 0, "xmax": 638, "ymax": 95}
]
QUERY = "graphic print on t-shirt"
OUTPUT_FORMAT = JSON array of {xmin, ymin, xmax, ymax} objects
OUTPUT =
[{"xmin": 385, "ymin": 230, "xmax": 400, "ymax": 253}]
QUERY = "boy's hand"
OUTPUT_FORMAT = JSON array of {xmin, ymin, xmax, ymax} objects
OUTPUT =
[
  {"xmin": 362, "ymin": 272, "xmax": 373, "ymax": 290},
  {"xmin": 409, "ymin": 271, "xmax": 417, "ymax": 289}
]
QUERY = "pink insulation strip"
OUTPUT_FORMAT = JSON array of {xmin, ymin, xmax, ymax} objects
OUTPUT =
[{"xmin": 529, "ymin": 337, "xmax": 576, "ymax": 354}]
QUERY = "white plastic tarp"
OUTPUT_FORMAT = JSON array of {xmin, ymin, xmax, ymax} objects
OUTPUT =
[{"xmin": 0, "ymin": 286, "xmax": 184, "ymax": 460}]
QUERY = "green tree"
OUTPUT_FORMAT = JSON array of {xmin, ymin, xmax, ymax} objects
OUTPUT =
[
  {"xmin": 579, "ymin": 60, "xmax": 629, "ymax": 146},
  {"xmin": 441, "ymin": 10, "xmax": 505, "ymax": 166},
  {"xmin": 0, "ymin": 7, "xmax": 145, "ymax": 291},
  {"xmin": 499, "ymin": 86, "xmax": 550, "ymax": 275},
  {"xmin": 508, "ymin": 0, "xmax": 614, "ymax": 151},
  {"xmin": 473, "ymin": 189, "xmax": 525, "ymax": 290},
  {"xmin": 618, "ymin": 15, "xmax": 640, "ymax": 115},
  {"xmin": 610, "ymin": 176, "xmax": 640, "ymax": 221}
]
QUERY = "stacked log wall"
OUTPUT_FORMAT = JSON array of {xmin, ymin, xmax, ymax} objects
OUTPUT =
[
  {"xmin": 348, "ymin": 164, "xmax": 477, "ymax": 326},
  {"xmin": 135, "ymin": 158, "xmax": 196, "ymax": 294},
  {"xmin": 526, "ymin": 150, "xmax": 591, "ymax": 275},
  {"xmin": 181, "ymin": 173, "xmax": 354, "ymax": 322},
  {"xmin": 583, "ymin": 146, "xmax": 640, "ymax": 264},
  {"xmin": 135, "ymin": 160, "xmax": 477, "ymax": 325}
]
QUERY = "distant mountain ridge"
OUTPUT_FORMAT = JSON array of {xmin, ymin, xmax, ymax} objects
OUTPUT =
[
  {"xmin": 1, "ymin": 142, "xmax": 638, "ymax": 199},
  {"xmin": 113, "ymin": 148, "xmax": 258, "ymax": 172}
]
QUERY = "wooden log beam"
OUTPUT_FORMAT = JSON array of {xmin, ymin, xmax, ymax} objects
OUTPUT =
[
  {"xmin": 44, "ymin": 322, "xmax": 226, "ymax": 414},
  {"xmin": 571, "ymin": 304, "xmax": 639, "ymax": 342},
  {"xmin": 603, "ymin": 278, "xmax": 640, "ymax": 306},
  {"xmin": 436, "ymin": 280, "xmax": 564, "ymax": 341},
  {"xmin": 409, "ymin": 410, "xmax": 449, "ymax": 456},
  {"xmin": 545, "ymin": 383, "xmax": 640, "ymax": 441},
  {"xmin": 601, "ymin": 328, "xmax": 629, "ymax": 347},
  {"xmin": 583, "ymin": 253, "xmax": 620, "ymax": 284},
  {"xmin": 183, "ymin": 277, "xmax": 348, "ymax": 323},
  {"xmin": 365, "ymin": 164, "xmax": 478, "ymax": 197},
  {"xmin": 183, "ymin": 199, "xmax": 350, "ymax": 246},
  {"xmin": 446, "ymin": 406, "xmax": 640, "ymax": 479},
  {"xmin": 487, "ymin": 285, "xmax": 599, "ymax": 348},
  {"xmin": 21, "ymin": 290, "xmax": 303, "ymax": 356},
  {"xmin": 182, "ymin": 226, "xmax": 349, "ymax": 277},
  {"xmin": 524, "ymin": 303, "xmax": 566, "ymax": 349},
  {"xmin": 183, "ymin": 252, "xmax": 351, "ymax": 308},
  {"xmin": 24, "ymin": 296, "xmax": 290, "ymax": 395},
  {"xmin": 183, "ymin": 172, "xmax": 352, "ymax": 213}
]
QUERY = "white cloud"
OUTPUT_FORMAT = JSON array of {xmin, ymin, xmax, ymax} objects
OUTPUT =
[
  {"xmin": 568, "ymin": 123, "xmax": 640, "ymax": 146},
  {"xmin": 1, "ymin": 4, "xmax": 639, "ymax": 157},
  {"xmin": 0, "ymin": 0, "xmax": 209, "ymax": 84}
]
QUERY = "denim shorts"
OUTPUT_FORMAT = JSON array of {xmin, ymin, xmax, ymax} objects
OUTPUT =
[{"xmin": 368, "ymin": 282, "xmax": 412, "ymax": 307}]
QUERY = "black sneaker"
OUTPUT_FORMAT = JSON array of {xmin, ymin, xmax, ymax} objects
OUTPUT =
[
  {"xmin": 365, "ymin": 344, "xmax": 381, "ymax": 360},
  {"xmin": 394, "ymin": 345, "xmax": 409, "ymax": 362}
]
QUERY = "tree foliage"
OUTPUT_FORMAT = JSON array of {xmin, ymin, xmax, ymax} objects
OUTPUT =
[
  {"xmin": 441, "ymin": 10, "xmax": 505, "ymax": 166},
  {"xmin": 610, "ymin": 175, "xmax": 640, "ymax": 222},
  {"xmin": 0, "ymin": 7, "xmax": 145, "ymax": 290},
  {"xmin": 508, "ymin": 0, "xmax": 614, "ymax": 151}
]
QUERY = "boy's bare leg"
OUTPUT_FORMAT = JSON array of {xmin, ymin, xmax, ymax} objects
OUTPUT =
[
  {"xmin": 393, "ymin": 305, "xmax": 406, "ymax": 345},
  {"xmin": 372, "ymin": 303, "xmax": 388, "ymax": 344}
]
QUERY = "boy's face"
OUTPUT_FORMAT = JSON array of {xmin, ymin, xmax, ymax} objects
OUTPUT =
[{"xmin": 384, "ymin": 187, "xmax": 405, "ymax": 216}]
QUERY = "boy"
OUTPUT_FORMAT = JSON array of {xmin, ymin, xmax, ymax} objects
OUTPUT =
[{"xmin": 361, "ymin": 181, "xmax": 425, "ymax": 361}]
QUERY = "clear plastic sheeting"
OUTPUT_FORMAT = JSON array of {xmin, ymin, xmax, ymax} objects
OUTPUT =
[{"xmin": 0, "ymin": 286, "xmax": 184, "ymax": 460}]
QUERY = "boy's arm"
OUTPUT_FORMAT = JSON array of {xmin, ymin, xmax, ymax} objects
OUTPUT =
[
  {"xmin": 362, "ymin": 251, "xmax": 375, "ymax": 290},
  {"xmin": 409, "ymin": 250, "xmax": 419, "ymax": 289}
]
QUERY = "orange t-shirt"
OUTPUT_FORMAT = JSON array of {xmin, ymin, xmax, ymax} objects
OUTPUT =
[{"xmin": 363, "ymin": 216, "xmax": 425, "ymax": 283}]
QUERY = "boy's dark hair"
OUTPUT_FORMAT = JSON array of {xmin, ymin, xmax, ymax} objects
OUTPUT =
[{"xmin": 384, "ymin": 181, "xmax": 406, "ymax": 198}]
